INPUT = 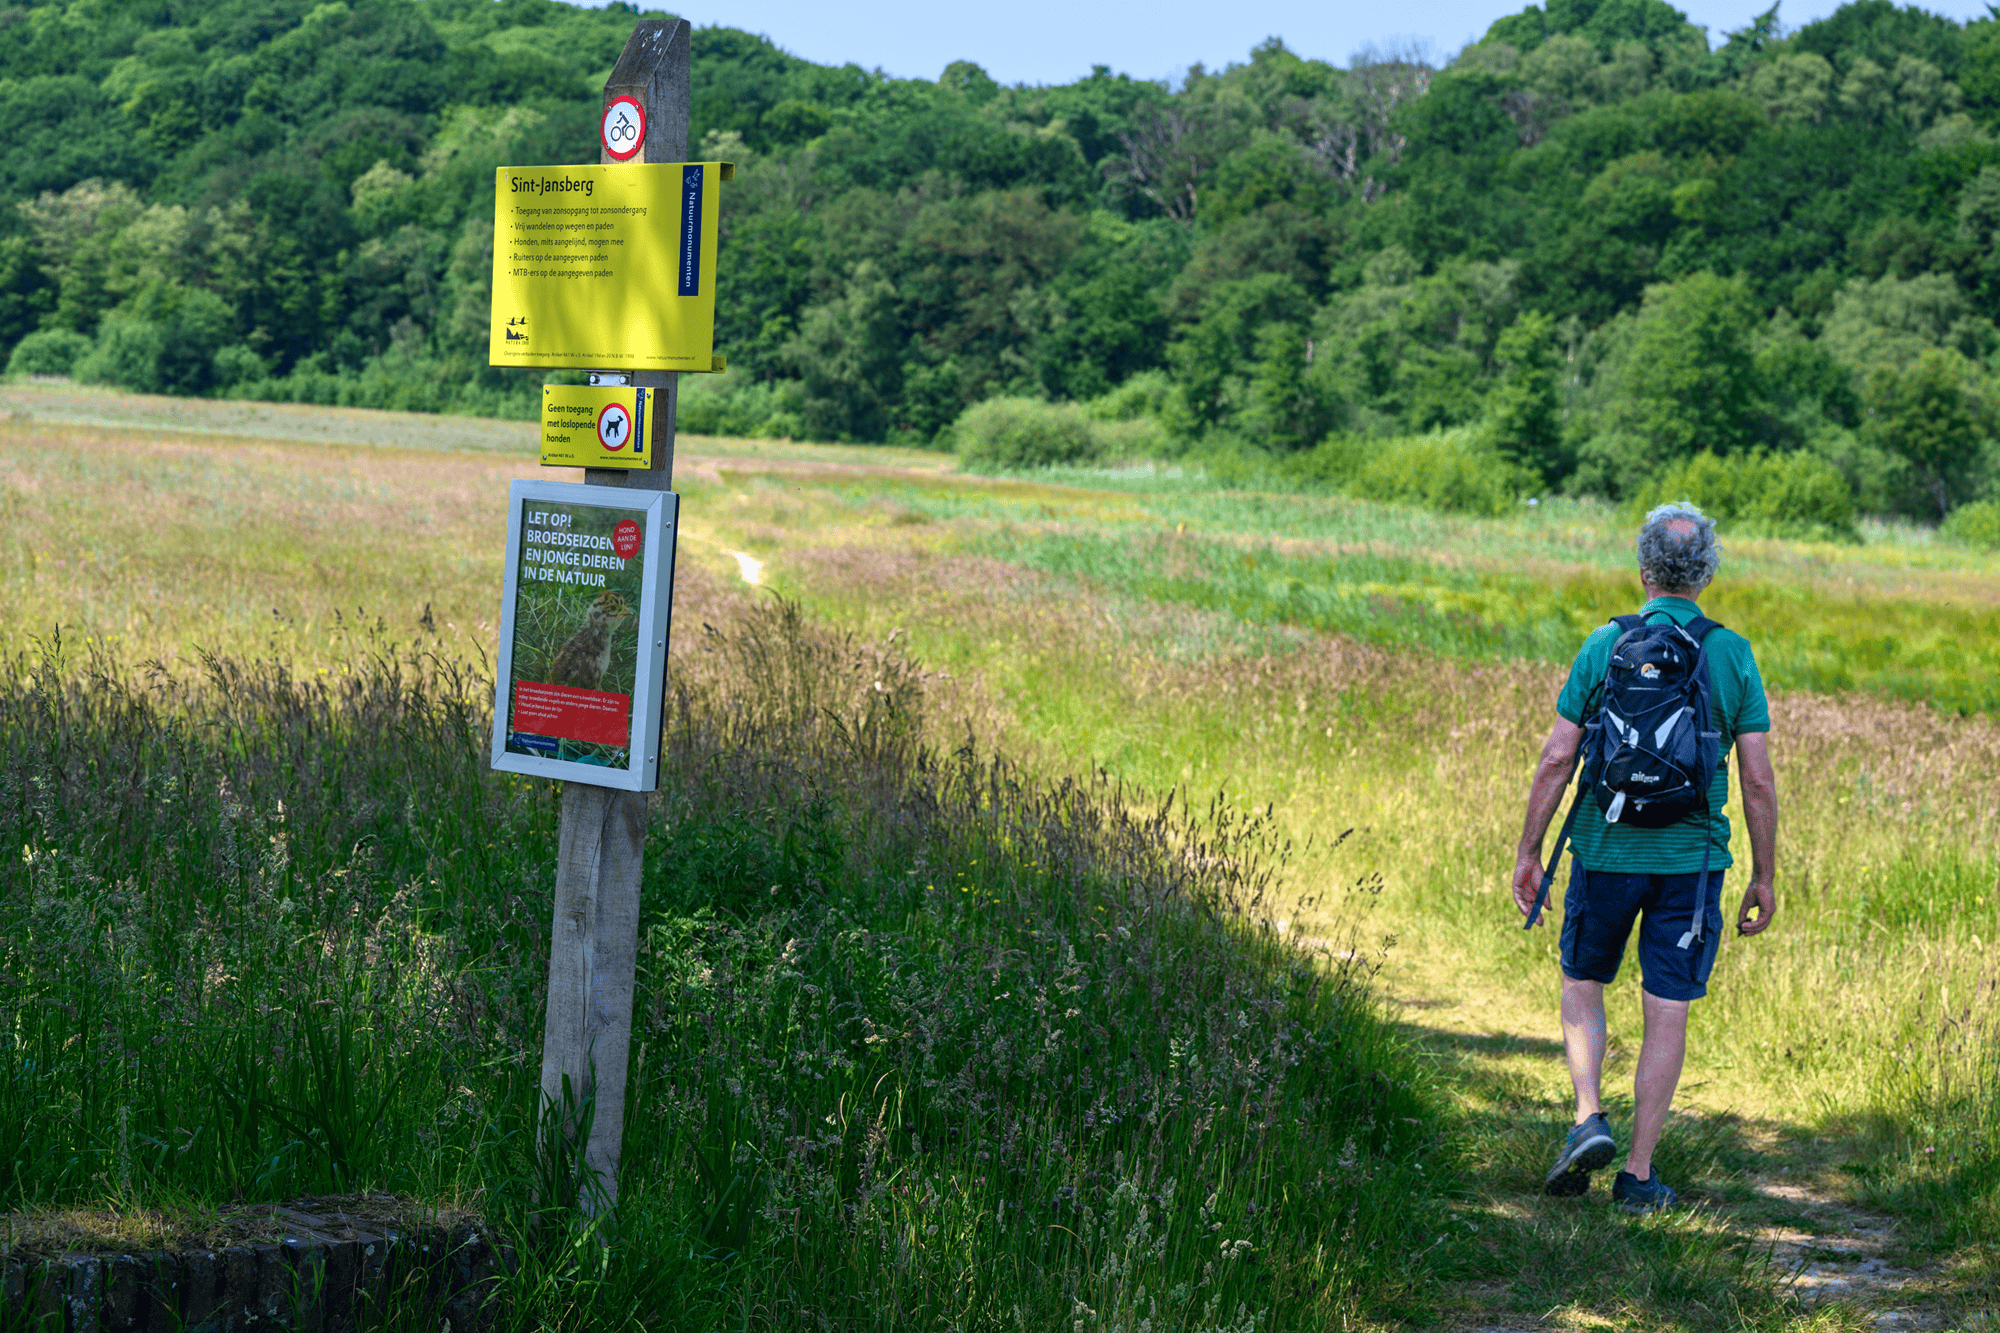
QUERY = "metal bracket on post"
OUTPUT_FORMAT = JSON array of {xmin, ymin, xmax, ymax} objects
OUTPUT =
[{"xmin": 539, "ymin": 16, "xmax": 691, "ymax": 1216}]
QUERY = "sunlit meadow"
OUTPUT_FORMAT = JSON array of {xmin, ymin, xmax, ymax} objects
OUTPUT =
[{"xmin": 2, "ymin": 387, "xmax": 1995, "ymax": 1327}]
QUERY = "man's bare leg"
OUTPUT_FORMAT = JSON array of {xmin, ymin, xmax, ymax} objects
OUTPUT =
[
  {"xmin": 1625, "ymin": 991, "xmax": 1689, "ymax": 1179},
  {"xmin": 1560, "ymin": 975, "xmax": 1608, "ymax": 1124}
]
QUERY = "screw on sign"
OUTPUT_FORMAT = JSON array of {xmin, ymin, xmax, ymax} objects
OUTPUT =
[
  {"xmin": 601, "ymin": 95, "xmax": 645, "ymax": 161},
  {"xmin": 612, "ymin": 519, "xmax": 641, "ymax": 558},
  {"xmin": 596, "ymin": 400, "xmax": 634, "ymax": 452}
]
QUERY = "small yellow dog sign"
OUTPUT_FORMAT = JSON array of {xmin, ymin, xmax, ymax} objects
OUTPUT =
[{"xmin": 541, "ymin": 384, "xmax": 653, "ymax": 468}]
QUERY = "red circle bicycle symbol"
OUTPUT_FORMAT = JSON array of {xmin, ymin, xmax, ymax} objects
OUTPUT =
[{"xmin": 601, "ymin": 96, "xmax": 645, "ymax": 161}]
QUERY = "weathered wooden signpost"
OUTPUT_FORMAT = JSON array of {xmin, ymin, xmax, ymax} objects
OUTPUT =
[{"xmin": 485, "ymin": 17, "xmax": 729, "ymax": 1213}]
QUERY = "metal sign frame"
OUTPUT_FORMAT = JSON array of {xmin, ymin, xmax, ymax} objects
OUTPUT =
[{"xmin": 491, "ymin": 478, "xmax": 678, "ymax": 791}]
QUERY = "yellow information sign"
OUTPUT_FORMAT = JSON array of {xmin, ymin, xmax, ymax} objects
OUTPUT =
[
  {"xmin": 540, "ymin": 385, "xmax": 656, "ymax": 468},
  {"xmin": 490, "ymin": 162, "xmax": 732, "ymax": 371}
]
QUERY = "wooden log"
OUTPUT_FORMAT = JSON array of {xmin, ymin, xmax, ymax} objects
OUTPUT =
[
  {"xmin": 66, "ymin": 1254, "xmax": 102, "ymax": 1332},
  {"xmin": 101, "ymin": 1254, "xmax": 142, "ymax": 1329},
  {"xmin": 136, "ymin": 1252, "xmax": 180, "ymax": 1333},
  {"xmin": 179, "ymin": 1250, "xmax": 221, "ymax": 1330}
]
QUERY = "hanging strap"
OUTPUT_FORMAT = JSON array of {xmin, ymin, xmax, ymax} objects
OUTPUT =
[
  {"xmin": 1676, "ymin": 618, "xmax": 1720, "ymax": 950},
  {"xmin": 1677, "ymin": 785, "xmax": 1714, "ymax": 950},
  {"xmin": 1525, "ymin": 747, "xmax": 1586, "ymax": 931},
  {"xmin": 1525, "ymin": 620, "xmax": 1628, "ymax": 932}
]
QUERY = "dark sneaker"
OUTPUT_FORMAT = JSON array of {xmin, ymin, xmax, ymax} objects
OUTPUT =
[
  {"xmin": 1612, "ymin": 1170, "xmax": 1680, "ymax": 1213},
  {"xmin": 1543, "ymin": 1112, "xmax": 1617, "ymax": 1196}
]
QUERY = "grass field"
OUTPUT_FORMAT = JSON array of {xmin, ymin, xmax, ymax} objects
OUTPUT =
[
  {"xmin": 701, "ymin": 461, "xmax": 2000, "ymax": 1328},
  {"xmin": 2, "ymin": 382, "xmax": 1997, "ymax": 1329}
]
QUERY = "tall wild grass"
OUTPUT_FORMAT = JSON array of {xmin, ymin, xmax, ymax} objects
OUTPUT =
[{"xmin": 0, "ymin": 574, "xmax": 1447, "ymax": 1328}]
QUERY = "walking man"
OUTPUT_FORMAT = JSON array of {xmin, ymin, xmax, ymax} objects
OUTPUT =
[{"xmin": 1512, "ymin": 502, "xmax": 1778, "ymax": 1212}]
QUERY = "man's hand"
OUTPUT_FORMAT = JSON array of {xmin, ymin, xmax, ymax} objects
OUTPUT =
[
  {"xmin": 1737, "ymin": 878, "xmax": 1775, "ymax": 935},
  {"xmin": 1513, "ymin": 852, "xmax": 1548, "ymax": 923}
]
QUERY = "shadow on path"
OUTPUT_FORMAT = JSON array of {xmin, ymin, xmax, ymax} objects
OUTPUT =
[{"xmin": 1388, "ymin": 992, "xmax": 1975, "ymax": 1331}]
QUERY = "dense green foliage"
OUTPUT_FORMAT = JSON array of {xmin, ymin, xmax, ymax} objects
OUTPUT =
[{"xmin": 4, "ymin": 0, "xmax": 2000, "ymax": 521}]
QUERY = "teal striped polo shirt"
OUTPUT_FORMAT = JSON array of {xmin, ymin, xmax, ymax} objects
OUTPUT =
[{"xmin": 1554, "ymin": 596, "xmax": 1771, "ymax": 874}]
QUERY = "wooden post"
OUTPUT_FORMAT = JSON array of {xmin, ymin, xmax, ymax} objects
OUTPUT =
[{"xmin": 539, "ymin": 16, "xmax": 692, "ymax": 1215}]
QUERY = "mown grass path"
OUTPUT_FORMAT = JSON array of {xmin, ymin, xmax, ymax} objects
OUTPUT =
[{"xmin": 1383, "ymin": 963, "xmax": 1959, "ymax": 1331}]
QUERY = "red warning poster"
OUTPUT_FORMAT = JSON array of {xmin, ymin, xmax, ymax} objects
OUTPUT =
[
  {"xmin": 500, "ymin": 494, "xmax": 648, "ymax": 769},
  {"xmin": 511, "ymin": 681, "xmax": 631, "ymax": 746},
  {"xmin": 491, "ymin": 478, "xmax": 679, "ymax": 792}
]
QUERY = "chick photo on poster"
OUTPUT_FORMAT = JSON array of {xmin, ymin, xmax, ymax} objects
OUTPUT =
[{"xmin": 504, "ymin": 499, "xmax": 648, "ymax": 769}]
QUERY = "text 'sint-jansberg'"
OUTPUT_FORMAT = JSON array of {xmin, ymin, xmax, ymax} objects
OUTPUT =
[{"xmin": 511, "ymin": 174, "xmax": 596, "ymax": 198}]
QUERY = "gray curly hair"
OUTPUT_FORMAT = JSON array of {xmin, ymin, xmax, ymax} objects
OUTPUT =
[{"xmin": 1637, "ymin": 501, "xmax": 1720, "ymax": 594}]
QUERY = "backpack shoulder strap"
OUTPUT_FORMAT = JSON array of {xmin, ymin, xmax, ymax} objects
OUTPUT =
[
  {"xmin": 1681, "ymin": 615, "xmax": 1724, "ymax": 643},
  {"xmin": 1679, "ymin": 616, "xmax": 1724, "ymax": 693},
  {"xmin": 1585, "ymin": 616, "xmax": 1642, "ymax": 714}
]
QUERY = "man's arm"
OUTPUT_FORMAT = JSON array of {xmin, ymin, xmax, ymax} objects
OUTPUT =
[
  {"xmin": 1735, "ymin": 730, "xmax": 1777, "ymax": 935},
  {"xmin": 1513, "ymin": 716, "xmax": 1583, "ymax": 923}
]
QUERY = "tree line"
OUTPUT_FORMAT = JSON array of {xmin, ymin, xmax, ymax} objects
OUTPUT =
[{"xmin": 4, "ymin": 0, "xmax": 2000, "ymax": 529}]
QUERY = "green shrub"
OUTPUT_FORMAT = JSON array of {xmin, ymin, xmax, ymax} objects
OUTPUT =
[
  {"xmin": 1341, "ymin": 430, "xmax": 1526, "ymax": 517},
  {"xmin": 757, "ymin": 410, "xmax": 804, "ymax": 440},
  {"xmin": 227, "ymin": 352, "xmax": 542, "ymax": 418},
  {"xmin": 6, "ymin": 329, "xmax": 92, "ymax": 378},
  {"xmin": 1077, "ymin": 374, "xmax": 1176, "ymax": 459},
  {"xmin": 1082, "ymin": 370, "xmax": 1174, "ymax": 423},
  {"xmin": 1089, "ymin": 415, "xmax": 1172, "ymax": 459},
  {"xmin": 75, "ymin": 316, "xmax": 168, "ymax": 392},
  {"xmin": 73, "ymin": 283, "xmax": 237, "ymax": 396},
  {"xmin": 1262, "ymin": 432, "xmax": 1364, "ymax": 490},
  {"xmin": 676, "ymin": 372, "xmax": 803, "ymax": 439},
  {"xmin": 210, "ymin": 344, "xmax": 267, "ymax": 389},
  {"xmin": 1632, "ymin": 450, "xmax": 1859, "ymax": 541},
  {"xmin": 953, "ymin": 396, "xmax": 1099, "ymax": 470},
  {"xmin": 1943, "ymin": 498, "xmax": 2000, "ymax": 550},
  {"xmin": 1186, "ymin": 430, "xmax": 1526, "ymax": 515}
]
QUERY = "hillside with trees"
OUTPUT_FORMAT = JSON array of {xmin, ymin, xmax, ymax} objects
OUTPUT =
[{"xmin": 5, "ymin": 0, "xmax": 2000, "ymax": 529}]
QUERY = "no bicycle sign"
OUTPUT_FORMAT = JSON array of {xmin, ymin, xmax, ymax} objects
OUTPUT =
[{"xmin": 602, "ymin": 95, "xmax": 645, "ymax": 160}]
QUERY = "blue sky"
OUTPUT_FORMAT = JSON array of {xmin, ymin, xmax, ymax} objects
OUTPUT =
[{"xmin": 604, "ymin": 0, "xmax": 1994, "ymax": 85}]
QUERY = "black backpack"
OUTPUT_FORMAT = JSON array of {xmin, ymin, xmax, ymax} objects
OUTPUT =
[{"xmin": 1524, "ymin": 614, "xmax": 1724, "ymax": 950}]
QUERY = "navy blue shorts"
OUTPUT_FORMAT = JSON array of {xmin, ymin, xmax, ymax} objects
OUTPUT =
[{"xmin": 1559, "ymin": 862, "xmax": 1725, "ymax": 1002}]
